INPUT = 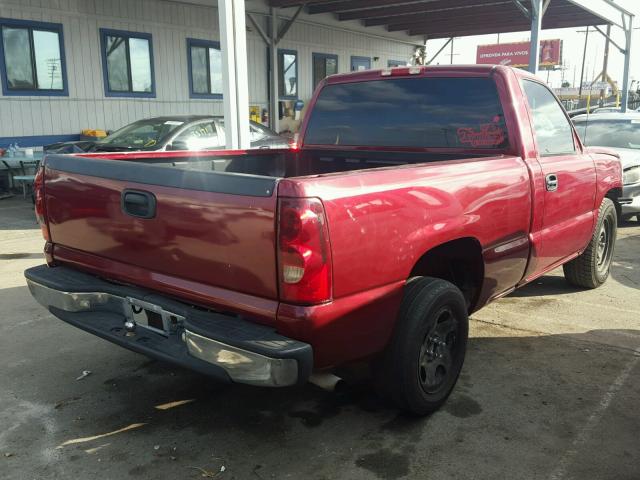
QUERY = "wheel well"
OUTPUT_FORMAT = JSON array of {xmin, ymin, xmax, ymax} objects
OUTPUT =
[
  {"xmin": 409, "ymin": 237, "xmax": 484, "ymax": 312},
  {"xmin": 605, "ymin": 187, "xmax": 622, "ymax": 219}
]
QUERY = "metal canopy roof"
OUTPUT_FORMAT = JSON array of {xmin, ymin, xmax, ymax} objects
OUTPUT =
[{"xmin": 267, "ymin": 0, "xmax": 620, "ymax": 39}]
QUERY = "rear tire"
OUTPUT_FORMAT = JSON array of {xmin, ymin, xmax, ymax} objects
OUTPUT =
[
  {"xmin": 373, "ymin": 277, "xmax": 468, "ymax": 415},
  {"xmin": 563, "ymin": 198, "xmax": 617, "ymax": 289}
]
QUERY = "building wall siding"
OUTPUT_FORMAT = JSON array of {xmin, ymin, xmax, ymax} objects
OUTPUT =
[{"xmin": 0, "ymin": 0, "xmax": 416, "ymax": 141}]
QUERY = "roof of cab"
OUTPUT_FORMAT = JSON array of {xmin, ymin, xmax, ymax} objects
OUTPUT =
[{"xmin": 323, "ymin": 64, "xmax": 534, "ymax": 85}]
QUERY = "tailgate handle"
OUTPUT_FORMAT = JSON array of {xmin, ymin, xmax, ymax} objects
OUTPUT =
[{"xmin": 121, "ymin": 189, "xmax": 156, "ymax": 219}]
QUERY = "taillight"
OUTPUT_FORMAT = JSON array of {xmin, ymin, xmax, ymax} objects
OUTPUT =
[
  {"xmin": 33, "ymin": 165, "xmax": 49, "ymax": 241},
  {"xmin": 277, "ymin": 197, "xmax": 332, "ymax": 305}
]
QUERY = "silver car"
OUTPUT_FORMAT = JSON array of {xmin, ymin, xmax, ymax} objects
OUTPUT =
[{"xmin": 573, "ymin": 112, "xmax": 640, "ymax": 222}]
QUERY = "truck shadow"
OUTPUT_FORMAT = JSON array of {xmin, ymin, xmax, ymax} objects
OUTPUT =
[
  {"xmin": 511, "ymin": 230, "xmax": 639, "ymax": 297},
  {"xmin": 9, "ymin": 327, "xmax": 638, "ymax": 480}
]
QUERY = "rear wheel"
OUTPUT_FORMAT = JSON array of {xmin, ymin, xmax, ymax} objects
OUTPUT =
[
  {"xmin": 563, "ymin": 198, "xmax": 617, "ymax": 289},
  {"xmin": 373, "ymin": 277, "xmax": 468, "ymax": 415}
]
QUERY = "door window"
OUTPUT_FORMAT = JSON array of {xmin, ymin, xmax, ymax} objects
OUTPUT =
[
  {"xmin": 522, "ymin": 80, "xmax": 575, "ymax": 156},
  {"xmin": 172, "ymin": 122, "xmax": 220, "ymax": 150}
]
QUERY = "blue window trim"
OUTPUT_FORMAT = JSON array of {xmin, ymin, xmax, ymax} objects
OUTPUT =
[
  {"xmin": 99, "ymin": 28, "xmax": 155, "ymax": 98},
  {"xmin": 388, "ymin": 59, "xmax": 407, "ymax": 67},
  {"xmin": 278, "ymin": 48, "xmax": 298, "ymax": 100},
  {"xmin": 312, "ymin": 52, "xmax": 338, "ymax": 90},
  {"xmin": 186, "ymin": 38, "xmax": 222, "ymax": 100},
  {"xmin": 0, "ymin": 18, "xmax": 69, "ymax": 97},
  {"xmin": 350, "ymin": 55, "xmax": 371, "ymax": 71}
]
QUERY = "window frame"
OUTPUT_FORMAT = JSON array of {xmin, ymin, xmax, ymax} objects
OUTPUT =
[
  {"xmin": 278, "ymin": 48, "xmax": 298, "ymax": 100},
  {"xmin": 99, "ymin": 28, "xmax": 155, "ymax": 98},
  {"xmin": 350, "ymin": 55, "xmax": 371, "ymax": 72},
  {"xmin": 521, "ymin": 78, "xmax": 577, "ymax": 157},
  {"xmin": 312, "ymin": 52, "xmax": 338, "ymax": 91},
  {"xmin": 0, "ymin": 18, "xmax": 69, "ymax": 97},
  {"xmin": 387, "ymin": 59, "xmax": 406, "ymax": 67},
  {"xmin": 186, "ymin": 38, "xmax": 222, "ymax": 100}
]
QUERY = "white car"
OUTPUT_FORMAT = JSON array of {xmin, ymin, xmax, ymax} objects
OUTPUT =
[{"xmin": 573, "ymin": 112, "xmax": 640, "ymax": 222}]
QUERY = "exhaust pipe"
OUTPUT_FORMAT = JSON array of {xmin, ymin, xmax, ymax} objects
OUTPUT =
[{"xmin": 309, "ymin": 372, "xmax": 345, "ymax": 392}]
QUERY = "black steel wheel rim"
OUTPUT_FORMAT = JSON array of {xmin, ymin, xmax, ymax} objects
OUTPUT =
[
  {"xmin": 596, "ymin": 215, "xmax": 614, "ymax": 274},
  {"xmin": 418, "ymin": 306, "xmax": 460, "ymax": 394}
]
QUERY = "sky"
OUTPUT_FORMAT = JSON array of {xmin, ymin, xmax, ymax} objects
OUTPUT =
[{"xmin": 425, "ymin": 0, "xmax": 640, "ymax": 90}]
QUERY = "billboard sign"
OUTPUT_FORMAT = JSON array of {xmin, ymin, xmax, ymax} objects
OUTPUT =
[{"xmin": 476, "ymin": 39, "xmax": 562, "ymax": 68}]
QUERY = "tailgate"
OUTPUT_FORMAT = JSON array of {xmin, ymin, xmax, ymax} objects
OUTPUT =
[{"xmin": 43, "ymin": 153, "xmax": 281, "ymax": 316}]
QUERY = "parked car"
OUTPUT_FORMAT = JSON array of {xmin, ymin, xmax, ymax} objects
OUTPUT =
[
  {"xmin": 573, "ymin": 112, "xmax": 640, "ymax": 222},
  {"xmin": 590, "ymin": 107, "xmax": 621, "ymax": 114},
  {"xmin": 44, "ymin": 116, "xmax": 290, "ymax": 153},
  {"xmin": 26, "ymin": 65, "xmax": 622, "ymax": 415}
]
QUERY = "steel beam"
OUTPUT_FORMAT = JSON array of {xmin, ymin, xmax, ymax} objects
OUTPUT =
[
  {"xmin": 270, "ymin": 7, "xmax": 280, "ymax": 133},
  {"xmin": 339, "ymin": 0, "xmax": 511, "ymax": 22},
  {"xmin": 277, "ymin": 3, "xmax": 305, "ymax": 42},
  {"xmin": 620, "ymin": 14, "xmax": 633, "ymax": 112},
  {"xmin": 247, "ymin": 13, "xmax": 270, "ymax": 45},
  {"xmin": 407, "ymin": 17, "xmax": 601, "ymax": 38},
  {"xmin": 593, "ymin": 25, "xmax": 625, "ymax": 54},
  {"xmin": 308, "ymin": 0, "xmax": 430, "ymax": 15},
  {"xmin": 528, "ymin": 0, "xmax": 542, "ymax": 74},
  {"xmin": 564, "ymin": 0, "xmax": 630, "ymax": 28},
  {"xmin": 385, "ymin": 8, "xmax": 580, "ymax": 32},
  {"xmin": 218, "ymin": 0, "xmax": 250, "ymax": 150},
  {"xmin": 426, "ymin": 37, "xmax": 452, "ymax": 65}
]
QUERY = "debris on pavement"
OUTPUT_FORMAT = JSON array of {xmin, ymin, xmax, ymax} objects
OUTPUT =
[
  {"xmin": 76, "ymin": 370, "xmax": 92, "ymax": 381},
  {"xmin": 188, "ymin": 465, "xmax": 226, "ymax": 478},
  {"xmin": 4, "ymin": 453, "xmax": 14, "ymax": 458}
]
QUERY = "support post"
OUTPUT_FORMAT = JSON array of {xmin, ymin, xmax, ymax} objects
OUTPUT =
[
  {"xmin": 218, "ymin": 0, "xmax": 250, "ymax": 149},
  {"xmin": 578, "ymin": 27, "xmax": 589, "ymax": 98},
  {"xmin": 528, "ymin": 0, "xmax": 542, "ymax": 75},
  {"xmin": 620, "ymin": 15, "xmax": 633, "ymax": 113},
  {"xmin": 270, "ymin": 7, "xmax": 280, "ymax": 133}
]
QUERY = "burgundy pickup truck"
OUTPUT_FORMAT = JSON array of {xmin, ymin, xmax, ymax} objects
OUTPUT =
[{"xmin": 26, "ymin": 65, "xmax": 622, "ymax": 415}]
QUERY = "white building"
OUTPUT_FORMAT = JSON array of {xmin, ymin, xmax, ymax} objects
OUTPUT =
[{"xmin": 0, "ymin": 0, "xmax": 419, "ymax": 147}]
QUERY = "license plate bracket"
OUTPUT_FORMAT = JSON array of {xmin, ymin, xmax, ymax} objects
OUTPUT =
[{"xmin": 124, "ymin": 297, "xmax": 185, "ymax": 336}]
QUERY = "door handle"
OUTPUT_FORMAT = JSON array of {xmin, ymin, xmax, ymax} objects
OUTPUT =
[
  {"xmin": 121, "ymin": 189, "xmax": 156, "ymax": 219},
  {"xmin": 545, "ymin": 173, "xmax": 559, "ymax": 192}
]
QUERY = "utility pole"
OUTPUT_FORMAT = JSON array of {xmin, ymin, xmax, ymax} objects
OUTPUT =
[
  {"xmin": 599, "ymin": 24, "xmax": 611, "ymax": 105},
  {"xmin": 450, "ymin": 37, "xmax": 454, "ymax": 64},
  {"xmin": 577, "ymin": 26, "xmax": 590, "ymax": 98}
]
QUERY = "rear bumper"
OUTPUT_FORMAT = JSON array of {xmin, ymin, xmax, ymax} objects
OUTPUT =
[{"xmin": 24, "ymin": 264, "xmax": 312, "ymax": 387}]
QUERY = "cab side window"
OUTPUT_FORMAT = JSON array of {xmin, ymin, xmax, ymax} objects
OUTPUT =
[
  {"xmin": 172, "ymin": 122, "xmax": 220, "ymax": 150},
  {"xmin": 522, "ymin": 80, "xmax": 575, "ymax": 156}
]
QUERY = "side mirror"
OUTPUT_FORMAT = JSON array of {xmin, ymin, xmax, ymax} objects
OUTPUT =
[{"xmin": 168, "ymin": 140, "xmax": 188, "ymax": 151}]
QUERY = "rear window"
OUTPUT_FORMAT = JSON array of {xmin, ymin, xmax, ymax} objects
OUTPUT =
[{"xmin": 304, "ymin": 77, "xmax": 508, "ymax": 149}]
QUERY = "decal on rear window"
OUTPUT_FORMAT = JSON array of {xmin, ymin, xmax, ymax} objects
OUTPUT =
[{"xmin": 457, "ymin": 123, "xmax": 507, "ymax": 148}]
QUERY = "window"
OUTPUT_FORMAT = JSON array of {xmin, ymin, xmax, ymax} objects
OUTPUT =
[
  {"xmin": 172, "ymin": 121, "xmax": 220, "ymax": 150},
  {"xmin": 522, "ymin": 80, "xmax": 575, "ymax": 156},
  {"xmin": 97, "ymin": 118, "xmax": 185, "ymax": 150},
  {"xmin": 350, "ymin": 56, "xmax": 371, "ymax": 72},
  {"xmin": 100, "ymin": 29, "xmax": 154, "ymax": 97},
  {"xmin": 278, "ymin": 49, "xmax": 297, "ymax": 99},
  {"xmin": 388, "ymin": 60, "xmax": 407, "ymax": 67},
  {"xmin": 573, "ymin": 118, "xmax": 640, "ymax": 150},
  {"xmin": 305, "ymin": 77, "xmax": 509, "ymax": 149},
  {"xmin": 187, "ymin": 38, "xmax": 222, "ymax": 99},
  {"xmin": 312, "ymin": 53, "xmax": 338, "ymax": 90},
  {"xmin": 0, "ymin": 18, "xmax": 68, "ymax": 96}
]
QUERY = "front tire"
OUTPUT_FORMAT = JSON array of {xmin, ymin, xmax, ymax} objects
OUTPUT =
[
  {"xmin": 374, "ymin": 277, "xmax": 468, "ymax": 415},
  {"xmin": 563, "ymin": 198, "xmax": 617, "ymax": 289}
]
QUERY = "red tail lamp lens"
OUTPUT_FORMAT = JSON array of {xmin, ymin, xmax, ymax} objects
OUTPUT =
[{"xmin": 278, "ymin": 198, "xmax": 332, "ymax": 305}]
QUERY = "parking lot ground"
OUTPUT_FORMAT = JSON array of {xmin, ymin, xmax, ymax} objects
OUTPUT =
[{"xmin": 1, "ymin": 196, "xmax": 639, "ymax": 480}]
